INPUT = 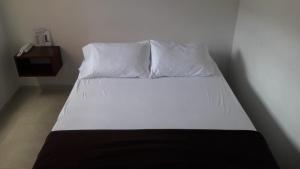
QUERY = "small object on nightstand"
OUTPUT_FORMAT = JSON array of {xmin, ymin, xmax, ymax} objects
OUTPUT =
[
  {"xmin": 34, "ymin": 28, "xmax": 53, "ymax": 46},
  {"xmin": 17, "ymin": 43, "xmax": 33, "ymax": 57},
  {"xmin": 14, "ymin": 46, "xmax": 63, "ymax": 77}
]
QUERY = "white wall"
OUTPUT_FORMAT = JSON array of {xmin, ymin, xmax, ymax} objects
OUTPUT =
[
  {"xmin": 0, "ymin": 10, "xmax": 19, "ymax": 109},
  {"xmin": 231, "ymin": 1, "xmax": 300, "ymax": 169},
  {"xmin": 0, "ymin": 0, "xmax": 239, "ymax": 85}
]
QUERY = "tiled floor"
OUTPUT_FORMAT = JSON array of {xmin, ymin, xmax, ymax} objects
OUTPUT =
[{"xmin": 0, "ymin": 87, "xmax": 70, "ymax": 169}]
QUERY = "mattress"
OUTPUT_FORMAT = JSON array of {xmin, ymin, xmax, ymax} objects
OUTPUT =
[
  {"xmin": 33, "ymin": 67, "xmax": 281, "ymax": 169},
  {"xmin": 53, "ymin": 69, "xmax": 255, "ymax": 131}
]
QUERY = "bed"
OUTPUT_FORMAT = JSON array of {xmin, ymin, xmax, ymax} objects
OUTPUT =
[{"xmin": 32, "ymin": 41, "xmax": 279, "ymax": 169}]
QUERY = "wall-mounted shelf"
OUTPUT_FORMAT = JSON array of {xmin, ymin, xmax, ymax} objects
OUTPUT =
[{"xmin": 14, "ymin": 46, "xmax": 62, "ymax": 77}]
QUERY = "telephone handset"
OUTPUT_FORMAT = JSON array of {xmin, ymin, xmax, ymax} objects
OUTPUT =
[{"xmin": 17, "ymin": 43, "xmax": 33, "ymax": 57}]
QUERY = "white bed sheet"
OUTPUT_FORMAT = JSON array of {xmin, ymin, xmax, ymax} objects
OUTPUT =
[{"xmin": 53, "ymin": 70, "xmax": 255, "ymax": 131}]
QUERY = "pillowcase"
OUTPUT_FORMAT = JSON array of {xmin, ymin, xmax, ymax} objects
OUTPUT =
[
  {"xmin": 150, "ymin": 40, "xmax": 215, "ymax": 78},
  {"xmin": 79, "ymin": 41, "xmax": 150, "ymax": 79}
]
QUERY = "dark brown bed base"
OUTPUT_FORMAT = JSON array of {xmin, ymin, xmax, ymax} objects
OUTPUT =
[{"xmin": 33, "ymin": 130, "xmax": 279, "ymax": 169}]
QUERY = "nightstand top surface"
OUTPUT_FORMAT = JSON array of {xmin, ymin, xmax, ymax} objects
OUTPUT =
[{"xmin": 16, "ymin": 46, "xmax": 61, "ymax": 58}]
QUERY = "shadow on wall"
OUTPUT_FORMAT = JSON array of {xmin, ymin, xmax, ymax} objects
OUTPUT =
[
  {"xmin": 209, "ymin": 51, "xmax": 231, "ymax": 79},
  {"xmin": 0, "ymin": 5, "xmax": 19, "ymax": 109},
  {"xmin": 229, "ymin": 50, "xmax": 300, "ymax": 169}
]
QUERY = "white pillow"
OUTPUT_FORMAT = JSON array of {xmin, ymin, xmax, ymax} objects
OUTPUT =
[
  {"xmin": 79, "ymin": 41, "xmax": 150, "ymax": 79},
  {"xmin": 150, "ymin": 40, "xmax": 215, "ymax": 78}
]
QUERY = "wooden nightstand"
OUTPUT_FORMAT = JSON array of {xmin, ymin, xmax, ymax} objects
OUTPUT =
[{"xmin": 14, "ymin": 46, "xmax": 63, "ymax": 77}]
